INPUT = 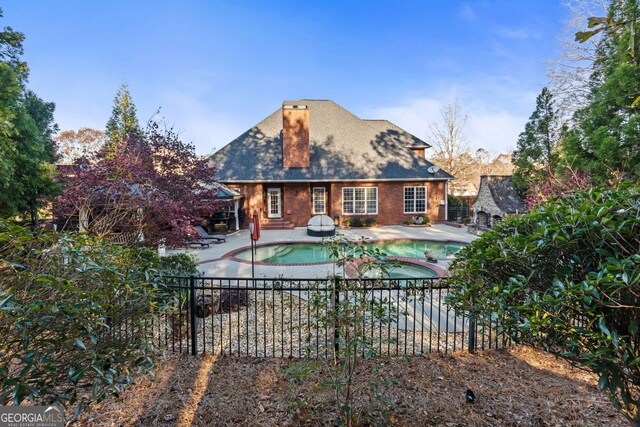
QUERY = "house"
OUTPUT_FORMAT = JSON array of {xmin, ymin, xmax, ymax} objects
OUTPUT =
[
  {"xmin": 205, "ymin": 182, "xmax": 243, "ymax": 232},
  {"xmin": 210, "ymin": 100, "xmax": 453, "ymax": 229},
  {"xmin": 472, "ymin": 175, "xmax": 525, "ymax": 227}
]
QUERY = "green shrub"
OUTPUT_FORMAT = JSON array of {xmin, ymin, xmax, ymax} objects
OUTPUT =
[
  {"xmin": 448, "ymin": 194, "xmax": 463, "ymax": 207},
  {"xmin": 348, "ymin": 217, "xmax": 377, "ymax": 227},
  {"xmin": 0, "ymin": 221, "xmax": 166, "ymax": 417},
  {"xmin": 446, "ymin": 183, "xmax": 640, "ymax": 424},
  {"xmin": 403, "ymin": 214, "xmax": 429, "ymax": 225},
  {"xmin": 353, "ymin": 217, "xmax": 364, "ymax": 227},
  {"xmin": 342, "ymin": 218, "xmax": 352, "ymax": 228},
  {"xmin": 415, "ymin": 214, "xmax": 429, "ymax": 225},
  {"xmin": 158, "ymin": 253, "xmax": 199, "ymax": 276}
]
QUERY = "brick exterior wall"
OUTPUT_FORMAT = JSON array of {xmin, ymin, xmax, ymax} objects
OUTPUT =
[
  {"xmin": 233, "ymin": 183, "xmax": 264, "ymax": 226},
  {"xmin": 282, "ymin": 107, "xmax": 310, "ymax": 168},
  {"xmin": 232, "ymin": 180, "xmax": 448, "ymax": 228},
  {"xmin": 282, "ymin": 183, "xmax": 312, "ymax": 225}
]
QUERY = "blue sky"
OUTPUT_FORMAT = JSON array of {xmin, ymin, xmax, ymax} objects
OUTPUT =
[{"xmin": 5, "ymin": 1, "xmax": 569, "ymax": 155}]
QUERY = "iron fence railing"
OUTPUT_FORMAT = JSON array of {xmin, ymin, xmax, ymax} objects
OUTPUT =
[
  {"xmin": 152, "ymin": 276, "xmax": 510, "ymax": 357},
  {"xmin": 447, "ymin": 206, "xmax": 471, "ymax": 223}
]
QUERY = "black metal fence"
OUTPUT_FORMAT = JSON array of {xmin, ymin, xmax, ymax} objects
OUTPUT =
[
  {"xmin": 152, "ymin": 276, "xmax": 509, "ymax": 358},
  {"xmin": 447, "ymin": 206, "xmax": 471, "ymax": 223}
]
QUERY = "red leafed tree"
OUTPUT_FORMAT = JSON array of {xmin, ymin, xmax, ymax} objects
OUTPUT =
[
  {"xmin": 56, "ymin": 122, "xmax": 227, "ymax": 247},
  {"xmin": 523, "ymin": 168, "xmax": 593, "ymax": 210}
]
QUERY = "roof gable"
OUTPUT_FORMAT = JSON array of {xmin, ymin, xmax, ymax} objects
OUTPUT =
[
  {"xmin": 364, "ymin": 119, "xmax": 431, "ymax": 149},
  {"xmin": 211, "ymin": 100, "xmax": 452, "ymax": 182},
  {"xmin": 480, "ymin": 176, "xmax": 526, "ymax": 213}
]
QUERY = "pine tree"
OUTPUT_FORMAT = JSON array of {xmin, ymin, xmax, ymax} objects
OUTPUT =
[
  {"xmin": 512, "ymin": 87, "xmax": 562, "ymax": 191},
  {"xmin": 105, "ymin": 83, "xmax": 141, "ymax": 154}
]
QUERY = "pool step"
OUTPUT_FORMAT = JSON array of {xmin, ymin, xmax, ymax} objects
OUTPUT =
[{"xmin": 261, "ymin": 218, "xmax": 295, "ymax": 230}]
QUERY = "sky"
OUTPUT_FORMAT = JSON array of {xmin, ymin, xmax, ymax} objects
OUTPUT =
[{"xmin": 4, "ymin": 0, "xmax": 571, "ymax": 156}]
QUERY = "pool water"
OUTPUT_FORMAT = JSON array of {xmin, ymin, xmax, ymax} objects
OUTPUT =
[
  {"xmin": 232, "ymin": 240, "xmax": 466, "ymax": 265},
  {"xmin": 362, "ymin": 262, "xmax": 437, "ymax": 279}
]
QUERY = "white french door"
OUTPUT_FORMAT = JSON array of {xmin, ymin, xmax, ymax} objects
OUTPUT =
[{"xmin": 267, "ymin": 188, "xmax": 281, "ymax": 218}]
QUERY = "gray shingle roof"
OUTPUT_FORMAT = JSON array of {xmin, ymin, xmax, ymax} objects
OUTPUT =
[
  {"xmin": 483, "ymin": 176, "xmax": 526, "ymax": 213},
  {"xmin": 211, "ymin": 100, "xmax": 452, "ymax": 182},
  {"xmin": 211, "ymin": 182, "xmax": 243, "ymax": 199},
  {"xmin": 364, "ymin": 119, "xmax": 431, "ymax": 148}
]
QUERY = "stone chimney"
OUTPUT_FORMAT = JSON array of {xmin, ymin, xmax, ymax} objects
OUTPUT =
[{"xmin": 282, "ymin": 102, "xmax": 309, "ymax": 168}]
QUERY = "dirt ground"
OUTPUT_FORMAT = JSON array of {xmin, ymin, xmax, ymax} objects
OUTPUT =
[{"xmin": 75, "ymin": 346, "xmax": 626, "ymax": 427}]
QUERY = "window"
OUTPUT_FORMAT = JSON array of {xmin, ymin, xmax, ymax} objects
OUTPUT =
[
  {"xmin": 342, "ymin": 187, "xmax": 377, "ymax": 214},
  {"xmin": 312, "ymin": 187, "xmax": 326, "ymax": 214},
  {"xmin": 404, "ymin": 186, "xmax": 426, "ymax": 213}
]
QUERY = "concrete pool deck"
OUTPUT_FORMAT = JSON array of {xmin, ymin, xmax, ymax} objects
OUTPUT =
[{"xmin": 167, "ymin": 224, "xmax": 477, "ymax": 279}]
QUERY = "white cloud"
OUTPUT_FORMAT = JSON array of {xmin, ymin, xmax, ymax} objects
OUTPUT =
[
  {"xmin": 365, "ymin": 95, "xmax": 527, "ymax": 155},
  {"xmin": 458, "ymin": 3, "xmax": 476, "ymax": 21},
  {"xmin": 495, "ymin": 27, "xmax": 542, "ymax": 40},
  {"xmin": 156, "ymin": 91, "xmax": 242, "ymax": 156},
  {"xmin": 467, "ymin": 110, "xmax": 523, "ymax": 154},
  {"xmin": 368, "ymin": 98, "xmax": 442, "ymax": 138}
]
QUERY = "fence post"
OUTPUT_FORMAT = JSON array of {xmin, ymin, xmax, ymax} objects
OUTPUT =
[
  {"xmin": 189, "ymin": 275, "xmax": 197, "ymax": 356},
  {"xmin": 333, "ymin": 277, "xmax": 340, "ymax": 356},
  {"xmin": 467, "ymin": 316, "xmax": 476, "ymax": 353}
]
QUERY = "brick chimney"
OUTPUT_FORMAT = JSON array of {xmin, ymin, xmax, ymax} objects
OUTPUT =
[{"xmin": 282, "ymin": 102, "xmax": 310, "ymax": 168}]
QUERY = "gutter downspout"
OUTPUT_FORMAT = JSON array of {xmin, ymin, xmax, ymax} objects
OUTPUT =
[{"xmin": 445, "ymin": 181, "xmax": 449, "ymax": 221}]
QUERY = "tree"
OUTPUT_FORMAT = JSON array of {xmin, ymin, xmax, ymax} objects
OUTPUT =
[
  {"xmin": 521, "ymin": 168, "xmax": 592, "ymax": 209},
  {"xmin": 469, "ymin": 150, "xmax": 515, "ymax": 188},
  {"xmin": 0, "ymin": 8, "xmax": 25, "ymax": 214},
  {"xmin": 564, "ymin": 0, "xmax": 640, "ymax": 182},
  {"xmin": 0, "ymin": 7, "xmax": 27, "ymax": 81},
  {"xmin": 0, "ymin": 10, "xmax": 58, "ymax": 225},
  {"xmin": 547, "ymin": 0, "xmax": 609, "ymax": 119},
  {"xmin": 0, "ymin": 62, "xmax": 21, "ymax": 194},
  {"xmin": 447, "ymin": 183, "xmax": 640, "ymax": 425},
  {"xmin": 512, "ymin": 87, "xmax": 563, "ymax": 191},
  {"xmin": 55, "ymin": 128, "xmax": 106, "ymax": 164},
  {"xmin": 4, "ymin": 91, "xmax": 59, "ymax": 227},
  {"xmin": 299, "ymin": 236, "xmax": 404, "ymax": 426},
  {"xmin": 56, "ymin": 121, "xmax": 226, "ymax": 247},
  {"xmin": 486, "ymin": 152, "xmax": 514, "ymax": 176},
  {"xmin": 105, "ymin": 83, "xmax": 141, "ymax": 154},
  {"xmin": 427, "ymin": 101, "xmax": 474, "ymax": 195}
]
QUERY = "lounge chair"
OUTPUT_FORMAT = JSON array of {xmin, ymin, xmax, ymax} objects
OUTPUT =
[
  {"xmin": 194, "ymin": 225, "xmax": 227, "ymax": 243},
  {"xmin": 307, "ymin": 215, "xmax": 336, "ymax": 237},
  {"xmin": 188, "ymin": 239, "xmax": 211, "ymax": 248}
]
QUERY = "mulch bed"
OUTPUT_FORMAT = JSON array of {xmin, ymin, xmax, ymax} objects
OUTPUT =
[{"xmin": 75, "ymin": 346, "xmax": 625, "ymax": 426}]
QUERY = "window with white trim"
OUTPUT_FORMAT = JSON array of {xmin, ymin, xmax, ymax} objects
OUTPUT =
[
  {"xmin": 312, "ymin": 187, "xmax": 326, "ymax": 214},
  {"xmin": 404, "ymin": 186, "xmax": 426, "ymax": 213},
  {"xmin": 342, "ymin": 187, "xmax": 377, "ymax": 214}
]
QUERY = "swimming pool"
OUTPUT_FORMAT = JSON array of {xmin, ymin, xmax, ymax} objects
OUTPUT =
[
  {"xmin": 361, "ymin": 262, "xmax": 437, "ymax": 279},
  {"xmin": 231, "ymin": 239, "xmax": 466, "ymax": 265}
]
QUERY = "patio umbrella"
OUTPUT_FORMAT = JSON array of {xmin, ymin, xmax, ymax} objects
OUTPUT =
[
  {"xmin": 250, "ymin": 210, "xmax": 260, "ymax": 241},
  {"xmin": 249, "ymin": 210, "xmax": 260, "ymax": 280}
]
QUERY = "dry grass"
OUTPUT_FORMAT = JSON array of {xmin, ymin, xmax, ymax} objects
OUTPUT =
[{"xmin": 75, "ymin": 346, "xmax": 625, "ymax": 426}]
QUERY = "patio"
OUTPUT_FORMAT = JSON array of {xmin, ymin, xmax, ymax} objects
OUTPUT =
[{"xmin": 169, "ymin": 224, "xmax": 476, "ymax": 278}]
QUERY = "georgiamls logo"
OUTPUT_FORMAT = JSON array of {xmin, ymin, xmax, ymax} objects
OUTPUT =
[{"xmin": 0, "ymin": 405, "xmax": 65, "ymax": 427}]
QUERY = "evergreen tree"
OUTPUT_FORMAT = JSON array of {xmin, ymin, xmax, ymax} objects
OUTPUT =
[
  {"xmin": 105, "ymin": 83, "xmax": 141, "ymax": 153},
  {"xmin": 565, "ymin": 0, "xmax": 640, "ymax": 181},
  {"xmin": 0, "ymin": 9, "xmax": 58, "ymax": 225},
  {"xmin": 9, "ymin": 91, "xmax": 59, "ymax": 226},
  {"xmin": 0, "ymin": 8, "xmax": 26, "ymax": 210},
  {"xmin": 512, "ymin": 87, "xmax": 562, "ymax": 191}
]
